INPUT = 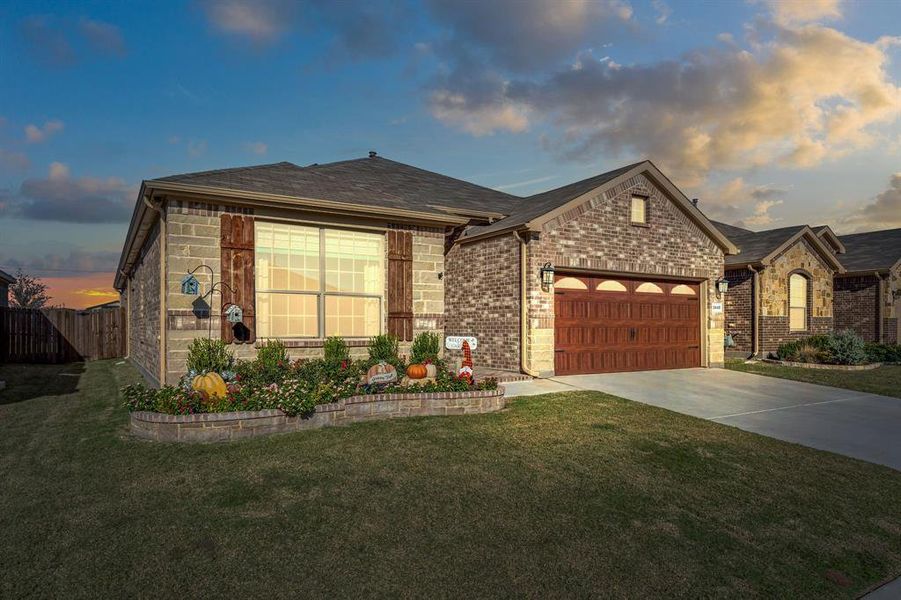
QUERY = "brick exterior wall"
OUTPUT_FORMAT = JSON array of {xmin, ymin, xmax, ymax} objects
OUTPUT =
[
  {"xmin": 158, "ymin": 199, "xmax": 446, "ymax": 385},
  {"xmin": 499, "ymin": 172, "xmax": 725, "ymax": 374},
  {"xmin": 444, "ymin": 233, "xmax": 521, "ymax": 371},
  {"xmin": 126, "ymin": 222, "xmax": 161, "ymax": 385},
  {"xmin": 834, "ymin": 270, "xmax": 900, "ymax": 343},
  {"xmin": 723, "ymin": 269, "xmax": 753, "ymax": 354},
  {"xmin": 0, "ymin": 282, "xmax": 8, "ymax": 307}
]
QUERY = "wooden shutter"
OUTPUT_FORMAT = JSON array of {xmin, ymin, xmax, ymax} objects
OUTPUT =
[
  {"xmin": 220, "ymin": 213, "xmax": 255, "ymax": 344},
  {"xmin": 387, "ymin": 230, "xmax": 413, "ymax": 341}
]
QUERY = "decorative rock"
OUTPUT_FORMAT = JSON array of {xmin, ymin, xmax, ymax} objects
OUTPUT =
[{"xmin": 365, "ymin": 361, "xmax": 397, "ymax": 385}]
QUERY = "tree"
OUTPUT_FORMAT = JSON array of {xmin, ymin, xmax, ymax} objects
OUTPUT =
[{"xmin": 9, "ymin": 269, "xmax": 51, "ymax": 309}]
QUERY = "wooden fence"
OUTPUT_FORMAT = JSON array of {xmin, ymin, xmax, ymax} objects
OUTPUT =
[{"xmin": 0, "ymin": 306, "xmax": 127, "ymax": 363}]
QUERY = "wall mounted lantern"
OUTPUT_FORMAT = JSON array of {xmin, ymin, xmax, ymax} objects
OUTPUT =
[
  {"xmin": 540, "ymin": 262, "xmax": 555, "ymax": 290},
  {"xmin": 715, "ymin": 277, "xmax": 729, "ymax": 297}
]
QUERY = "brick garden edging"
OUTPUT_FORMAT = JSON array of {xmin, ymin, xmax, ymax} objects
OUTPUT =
[
  {"xmin": 130, "ymin": 387, "xmax": 506, "ymax": 443},
  {"xmin": 761, "ymin": 359, "xmax": 882, "ymax": 371}
]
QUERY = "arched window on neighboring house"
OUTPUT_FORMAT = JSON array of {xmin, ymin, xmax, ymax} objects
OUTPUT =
[{"xmin": 789, "ymin": 273, "xmax": 808, "ymax": 331}]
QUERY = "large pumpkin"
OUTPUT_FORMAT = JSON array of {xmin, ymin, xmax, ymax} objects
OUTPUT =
[
  {"xmin": 192, "ymin": 372, "xmax": 227, "ymax": 399},
  {"xmin": 406, "ymin": 364, "xmax": 427, "ymax": 379}
]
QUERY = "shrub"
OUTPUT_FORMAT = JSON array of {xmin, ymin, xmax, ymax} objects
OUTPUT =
[
  {"xmin": 368, "ymin": 334, "xmax": 399, "ymax": 362},
  {"xmin": 777, "ymin": 334, "xmax": 830, "ymax": 362},
  {"xmin": 796, "ymin": 342, "xmax": 828, "ymax": 364},
  {"xmin": 122, "ymin": 383, "xmax": 202, "ymax": 415},
  {"xmin": 255, "ymin": 339, "xmax": 291, "ymax": 382},
  {"xmin": 825, "ymin": 329, "xmax": 867, "ymax": 365},
  {"xmin": 410, "ymin": 332, "xmax": 441, "ymax": 364},
  {"xmin": 865, "ymin": 342, "xmax": 901, "ymax": 364},
  {"xmin": 186, "ymin": 338, "xmax": 234, "ymax": 374},
  {"xmin": 323, "ymin": 336, "xmax": 349, "ymax": 363}
]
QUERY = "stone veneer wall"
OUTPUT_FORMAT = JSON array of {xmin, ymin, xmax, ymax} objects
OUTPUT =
[
  {"xmin": 444, "ymin": 233, "xmax": 521, "ymax": 371},
  {"xmin": 524, "ymin": 173, "xmax": 726, "ymax": 374},
  {"xmin": 723, "ymin": 268, "xmax": 754, "ymax": 354},
  {"xmin": 130, "ymin": 387, "xmax": 505, "ymax": 442},
  {"xmin": 126, "ymin": 222, "xmax": 161, "ymax": 385},
  {"xmin": 758, "ymin": 238, "xmax": 834, "ymax": 353},
  {"xmin": 161, "ymin": 199, "xmax": 445, "ymax": 385}
]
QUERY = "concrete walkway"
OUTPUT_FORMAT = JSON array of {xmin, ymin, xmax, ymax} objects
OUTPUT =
[{"xmin": 504, "ymin": 368, "xmax": 901, "ymax": 471}]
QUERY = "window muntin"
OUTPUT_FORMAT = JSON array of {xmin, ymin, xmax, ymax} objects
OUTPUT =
[
  {"xmin": 631, "ymin": 196, "xmax": 647, "ymax": 224},
  {"xmin": 789, "ymin": 273, "xmax": 808, "ymax": 331},
  {"xmin": 635, "ymin": 282, "xmax": 664, "ymax": 294},
  {"xmin": 670, "ymin": 284, "xmax": 696, "ymax": 295},
  {"xmin": 596, "ymin": 280, "xmax": 628, "ymax": 292},
  {"xmin": 255, "ymin": 222, "xmax": 384, "ymax": 338}
]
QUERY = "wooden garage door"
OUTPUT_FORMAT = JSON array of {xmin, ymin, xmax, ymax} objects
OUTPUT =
[{"xmin": 554, "ymin": 275, "xmax": 701, "ymax": 375}]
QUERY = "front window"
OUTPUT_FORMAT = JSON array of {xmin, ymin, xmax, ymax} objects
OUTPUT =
[
  {"xmin": 255, "ymin": 222, "xmax": 384, "ymax": 338},
  {"xmin": 789, "ymin": 273, "xmax": 808, "ymax": 331}
]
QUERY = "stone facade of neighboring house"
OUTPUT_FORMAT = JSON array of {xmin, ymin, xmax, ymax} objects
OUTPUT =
[
  {"xmin": 833, "ymin": 229, "xmax": 901, "ymax": 344},
  {"xmin": 716, "ymin": 222, "xmax": 844, "ymax": 357},
  {"xmin": 116, "ymin": 156, "xmax": 737, "ymax": 386}
]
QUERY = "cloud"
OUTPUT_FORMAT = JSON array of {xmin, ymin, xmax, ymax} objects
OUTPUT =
[
  {"xmin": 0, "ymin": 248, "xmax": 120, "ymax": 275},
  {"xmin": 652, "ymin": 0, "xmax": 672, "ymax": 25},
  {"xmin": 19, "ymin": 15, "xmax": 126, "ymax": 66},
  {"xmin": 696, "ymin": 177, "xmax": 786, "ymax": 228},
  {"xmin": 495, "ymin": 175, "xmax": 557, "ymax": 191},
  {"xmin": 426, "ymin": 0, "xmax": 633, "ymax": 72},
  {"xmin": 0, "ymin": 149, "xmax": 30, "ymax": 172},
  {"xmin": 742, "ymin": 198, "xmax": 784, "ymax": 226},
  {"xmin": 838, "ymin": 173, "xmax": 901, "ymax": 232},
  {"xmin": 24, "ymin": 120, "xmax": 64, "ymax": 143},
  {"xmin": 0, "ymin": 162, "xmax": 135, "ymax": 223},
  {"xmin": 761, "ymin": 0, "xmax": 842, "ymax": 25},
  {"xmin": 245, "ymin": 141, "xmax": 268, "ymax": 155},
  {"xmin": 428, "ymin": 19, "xmax": 901, "ymax": 187},
  {"xmin": 199, "ymin": 0, "xmax": 296, "ymax": 43},
  {"xmin": 78, "ymin": 18, "xmax": 126, "ymax": 56},
  {"xmin": 187, "ymin": 139, "xmax": 208, "ymax": 158}
]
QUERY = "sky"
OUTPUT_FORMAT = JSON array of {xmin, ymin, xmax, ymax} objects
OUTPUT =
[{"xmin": 1, "ymin": 0, "xmax": 900, "ymax": 308}]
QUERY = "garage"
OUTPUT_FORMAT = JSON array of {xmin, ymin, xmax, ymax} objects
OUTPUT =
[{"xmin": 554, "ymin": 274, "xmax": 701, "ymax": 375}]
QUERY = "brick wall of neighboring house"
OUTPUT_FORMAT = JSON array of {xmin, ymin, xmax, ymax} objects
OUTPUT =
[
  {"xmin": 444, "ymin": 233, "xmax": 521, "ymax": 371},
  {"xmin": 888, "ymin": 266, "xmax": 900, "ymax": 343},
  {"xmin": 126, "ymin": 221, "xmax": 161, "ymax": 385},
  {"xmin": 758, "ymin": 238, "xmax": 834, "ymax": 353},
  {"xmin": 723, "ymin": 268, "xmax": 754, "ymax": 354},
  {"xmin": 0, "ymin": 282, "xmax": 8, "ymax": 307},
  {"xmin": 161, "ymin": 199, "xmax": 446, "ymax": 384},
  {"xmin": 526, "ymin": 172, "xmax": 726, "ymax": 373},
  {"xmin": 834, "ymin": 275, "xmax": 880, "ymax": 341}
]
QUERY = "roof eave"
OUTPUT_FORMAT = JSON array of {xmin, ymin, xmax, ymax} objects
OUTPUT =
[{"xmin": 760, "ymin": 227, "xmax": 846, "ymax": 273}]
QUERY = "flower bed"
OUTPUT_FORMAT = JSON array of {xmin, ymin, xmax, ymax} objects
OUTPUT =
[
  {"xmin": 772, "ymin": 331, "xmax": 901, "ymax": 367},
  {"xmin": 130, "ymin": 387, "xmax": 506, "ymax": 442},
  {"xmin": 124, "ymin": 334, "xmax": 501, "ymax": 439},
  {"xmin": 761, "ymin": 358, "xmax": 882, "ymax": 371}
]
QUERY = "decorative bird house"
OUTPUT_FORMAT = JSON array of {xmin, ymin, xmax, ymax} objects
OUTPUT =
[
  {"xmin": 181, "ymin": 274, "xmax": 200, "ymax": 295},
  {"xmin": 224, "ymin": 304, "xmax": 243, "ymax": 324}
]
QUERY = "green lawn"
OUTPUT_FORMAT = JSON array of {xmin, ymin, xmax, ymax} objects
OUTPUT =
[
  {"xmin": 2, "ymin": 360, "xmax": 901, "ymax": 598},
  {"xmin": 726, "ymin": 359, "xmax": 901, "ymax": 399}
]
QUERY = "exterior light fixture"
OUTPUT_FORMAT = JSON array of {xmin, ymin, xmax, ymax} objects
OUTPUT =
[
  {"xmin": 715, "ymin": 277, "xmax": 729, "ymax": 297},
  {"xmin": 540, "ymin": 262, "xmax": 555, "ymax": 289}
]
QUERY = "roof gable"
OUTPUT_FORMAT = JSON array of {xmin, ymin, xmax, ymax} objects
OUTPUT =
[
  {"xmin": 714, "ymin": 221, "xmax": 844, "ymax": 272},
  {"xmin": 0, "ymin": 268, "xmax": 15, "ymax": 284}
]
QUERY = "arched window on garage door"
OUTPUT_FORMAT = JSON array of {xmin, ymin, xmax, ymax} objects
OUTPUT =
[
  {"xmin": 555, "ymin": 276, "xmax": 587, "ymax": 290},
  {"xmin": 635, "ymin": 282, "xmax": 664, "ymax": 294}
]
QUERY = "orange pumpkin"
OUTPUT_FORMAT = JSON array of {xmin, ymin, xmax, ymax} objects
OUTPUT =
[
  {"xmin": 192, "ymin": 372, "xmax": 227, "ymax": 399},
  {"xmin": 406, "ymin": 364, "xmax": 427, "ymax": 379}
]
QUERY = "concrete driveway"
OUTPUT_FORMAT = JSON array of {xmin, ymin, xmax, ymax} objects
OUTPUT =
[{"xmin": 504, "ymin": 368, "xmax": 901, "ymax": 471}]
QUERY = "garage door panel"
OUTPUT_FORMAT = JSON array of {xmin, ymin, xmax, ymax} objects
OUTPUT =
[{"xmin": 554, "ymin": 275, "xmax": 701, "ymax": 375}]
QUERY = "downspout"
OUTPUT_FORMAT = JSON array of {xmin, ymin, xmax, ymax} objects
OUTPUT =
[
  {"xmin": 875, "ymin": 271, "xmax": 885, "ymax": 343},
  {"xmin": 518, "ymin": 233, "xmax": 540, "ymax": 377},
  {"xmin": 143, "ymin": 194, "xmax": 167, "ymax": 385},
  {"xmin": 748, "ymin": 264, "xmax": 760, "ymax": 358}
]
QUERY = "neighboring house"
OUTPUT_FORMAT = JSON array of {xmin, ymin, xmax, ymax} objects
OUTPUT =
[
  {"xmin": 0, "ymin": 268, "xmax": 15, "ymax": 308},
  {"xmin": 714, "ymin": 221, "xmax": 845, "ymax": 357},
  {"xmin": 79, "ymin": 299, "xmax": 122, "ymax": 313},
  {"xmin": 115, "ymin": 155, "xmax": 737, "ymax": 386},
  {"xmin": 833, "ymin": 228, "xmax": 901, "ymax": 343}
]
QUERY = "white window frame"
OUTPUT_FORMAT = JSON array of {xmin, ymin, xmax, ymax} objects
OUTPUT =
[
  {"xmin": 631, "ymin": 195, "xmax": 648, "ymax": 225},
  {"xmin": 255, "ymin": 223, "xmax": 384, "ymax": 339}
]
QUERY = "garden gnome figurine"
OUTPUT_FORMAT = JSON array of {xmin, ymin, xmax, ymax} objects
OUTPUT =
[{"xmin": 458, "ymin": 340, "xmax": 474, "ymax": 384}]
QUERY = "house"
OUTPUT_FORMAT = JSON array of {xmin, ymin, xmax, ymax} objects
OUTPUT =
[
  {"xmin": 115, "ymin": 154, "xmax": 737, "ymax": 386},
  {"xmin": 714, "ymin": 221, "xmax": 845, "ymax": 357},
  {"xmin": 79, "ymin": 299, "xmax": 122, "ymax": 314},
  {"xmin": 833, "ymin": 228, "xmax": 901, "ymax": 343},
  {"xmin": 0, "ymin": 268, "xmax": 15, "ymax": 308}
]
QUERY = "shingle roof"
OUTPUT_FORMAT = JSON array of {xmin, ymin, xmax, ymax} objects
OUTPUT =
[
  {"xmin": 837, "ymin": 228, "xmax": 901, "ymax": 272},
  {"xmin": 0, "ymin": 268, "xmax": 15, "ymax": 284},
  {"xmin": 152, "ymin": 157, "xmax": 524, "ymax": 217},
  {"xmin": 712, "ymin": 221, "xmax": 807, "ymax": 266},
  {"xmin": 462, "ymin": 162, "xmax": 644, "ymax": 238}
]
